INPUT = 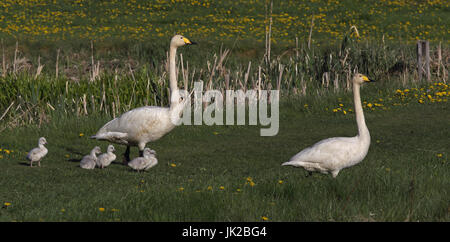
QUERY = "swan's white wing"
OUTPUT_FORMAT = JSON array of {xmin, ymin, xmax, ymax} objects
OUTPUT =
[
  {"xmin": 286, "ymin": 137, "xmax": 359, "ymax": 167},
  {"xmin": 92, "ymin": 106, "xmax": 171, "ymax": 145}
]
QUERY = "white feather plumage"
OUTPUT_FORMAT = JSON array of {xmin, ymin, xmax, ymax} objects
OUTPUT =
[
  {"xmin": 80, "ymin": 146, "xmax": 101, "ymax": 170},
  {"xmin": 91, "ymin": 35, "xmax": 195, "ymax": 161},
  {"xmin": 27, "ymin": 137, "xmax": 48, "ymax": 167},
  {"xmin": 282, "ymin": 74, "xmax": 374, "ymax": 178},
  {"xmin": 128, "ymin": 148, "xmax": 158, "ymax": 171},
  {"xmin": 96, "ymin": 145, "xmax": 116, "ymax": 168}
]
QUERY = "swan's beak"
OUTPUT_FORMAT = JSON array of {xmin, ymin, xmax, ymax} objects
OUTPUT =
[
  {"xmin": 362, "ymin": 75, "xmax": 375, "ymax": 82},
  {"xmin": 183, "ymin": 37, "xmax": 197, "ymax": 45}
]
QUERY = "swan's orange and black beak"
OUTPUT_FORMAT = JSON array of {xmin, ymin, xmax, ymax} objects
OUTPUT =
[
  {"xmin": 362, "ymin": 75, "xmax": 375, "ymax": 82},
  {"xmin": 183, "ymin": 37, "xmax": 197, "ymax": 45}
]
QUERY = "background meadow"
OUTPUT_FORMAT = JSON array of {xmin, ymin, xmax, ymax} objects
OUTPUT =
[{"xmin": 0, "ymin": 0, "xmax": 448, "ymax": 221}]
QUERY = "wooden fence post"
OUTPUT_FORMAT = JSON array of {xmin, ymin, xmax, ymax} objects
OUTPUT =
[{"xmin": 417, "ymin": 40, "xmax": 431, "ymax": 81}]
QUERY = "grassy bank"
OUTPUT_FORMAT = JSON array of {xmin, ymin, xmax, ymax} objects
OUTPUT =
[{"xmin": 0, "ymin": 90, "xmax": 448, "ymax": 221}]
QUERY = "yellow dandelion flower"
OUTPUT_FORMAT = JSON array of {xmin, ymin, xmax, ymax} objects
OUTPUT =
[
  {"xmin": 207, "ymin": 186, "xmax": 213, "ymax": 191},
  {"xmin": 219, "ymin": 186, "xmax": 225, "ymax": 190},
  {"xmin": 4, "ymin": 202, "xmax": 11, "ymax": 206},
  {"xmin": 436, "ymin": 154, "xmax": 443, "ymax": 158},
  {"xmin": 261, "ymin": 216, "xmax": 269, "ymax": 221},
  {"xmin": 339, "ymin": 103, "xmax": 344, "ymax": 107},
  {"xmin": 79, "ymin": 133, "xmax": 84, "ymax": 137},
  {"xmin": 99, "ymin": 208, "xmax": 105, "ymax": 212},
  {"xmin": 278, "ymin": 180, "xmax": 283, "ymax": 184},
  {"xmin": 367, "ymin": 103, "xmax": 373, "ymax": 108},
  {"xmin": 170, "ymin": 163, "xmax": 177, "ymax": 167}
]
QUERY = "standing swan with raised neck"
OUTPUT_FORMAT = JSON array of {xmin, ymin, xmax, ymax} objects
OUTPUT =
[
  {"xmin": 90, "ymin": 35, "xmax": 196, "ymax": 163},
  {"xmin": 282, "ymin": 73, "xmax": 375, "ymax": 178}
]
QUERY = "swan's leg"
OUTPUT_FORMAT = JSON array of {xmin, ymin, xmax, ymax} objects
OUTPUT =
[
  {"xmin": 30, "ymin": 161, "xmax": 33, "ymax": 167},
  {"xmin": 38, "ymin": 161, "xmax": 41, "ymax": 167},
  {"xmin": 138, "ymin": 143, "xmax": 146, "ymax": 157},
  {"xmin": 123, "ymin": 145, "xmax": 130, "ymax": 164}
]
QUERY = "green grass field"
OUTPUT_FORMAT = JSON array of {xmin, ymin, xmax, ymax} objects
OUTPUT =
[{"xmin": 0, "ymin": 96, "xmax": 448, "ymax": 221}]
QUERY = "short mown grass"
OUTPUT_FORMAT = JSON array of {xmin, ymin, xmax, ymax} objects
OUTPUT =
[{"xmin": 0, "ymin": 97, "xmax": 448, "ymax": 221}]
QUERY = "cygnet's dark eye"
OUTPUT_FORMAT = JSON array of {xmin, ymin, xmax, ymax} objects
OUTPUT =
[{"xmin": 180, "ymin": 37, "xmax": 183, "ymax": 39}]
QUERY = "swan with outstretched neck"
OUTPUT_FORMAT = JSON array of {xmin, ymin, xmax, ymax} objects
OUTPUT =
[
  {"xmin": 91, "ymin": 35, "xmax": 196, "ymax": 163},
  {"xmin": 282, "ymin": 73, "xmax": 375, "ymax": 178}
]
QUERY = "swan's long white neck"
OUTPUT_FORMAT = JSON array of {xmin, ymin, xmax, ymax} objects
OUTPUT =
[
  {"xmin": 353, "ymin": 82, "xmax": 370, "ymax": 140},
  {"xmin": 168, "ymin": 43, "xmax": 187, "ymax": 124},
  {"xmin": 169, "ymin": 44, "xmax": 179, "ymax": 106}
]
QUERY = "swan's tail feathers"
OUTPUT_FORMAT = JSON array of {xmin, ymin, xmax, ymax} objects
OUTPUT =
[
  {"xmin": 90, "ymin": 132, "xmax": 129, "ymax": 144},
  {"xmin": 282, "ymin": 160, "xmax": 300, "ymax": 167},
  {"xmin": 282, "ymin": 160, "xmax": 312, "ymax": 168}
]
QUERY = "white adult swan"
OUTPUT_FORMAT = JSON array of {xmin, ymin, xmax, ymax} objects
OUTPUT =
[
  {"xmin": 128, "ymin": 148, "xmax": 158, "ymax": 172},
  {"xmin": 27, "ymin": 137, "xmax": 48, "ymax": 167},
  {"xmin": 282, "ymin": 74, "xmax": 375, "ymax": 178},
  {"xmin": 90, "ymin": 35, "xmax": 196, "ymax": 162}
]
